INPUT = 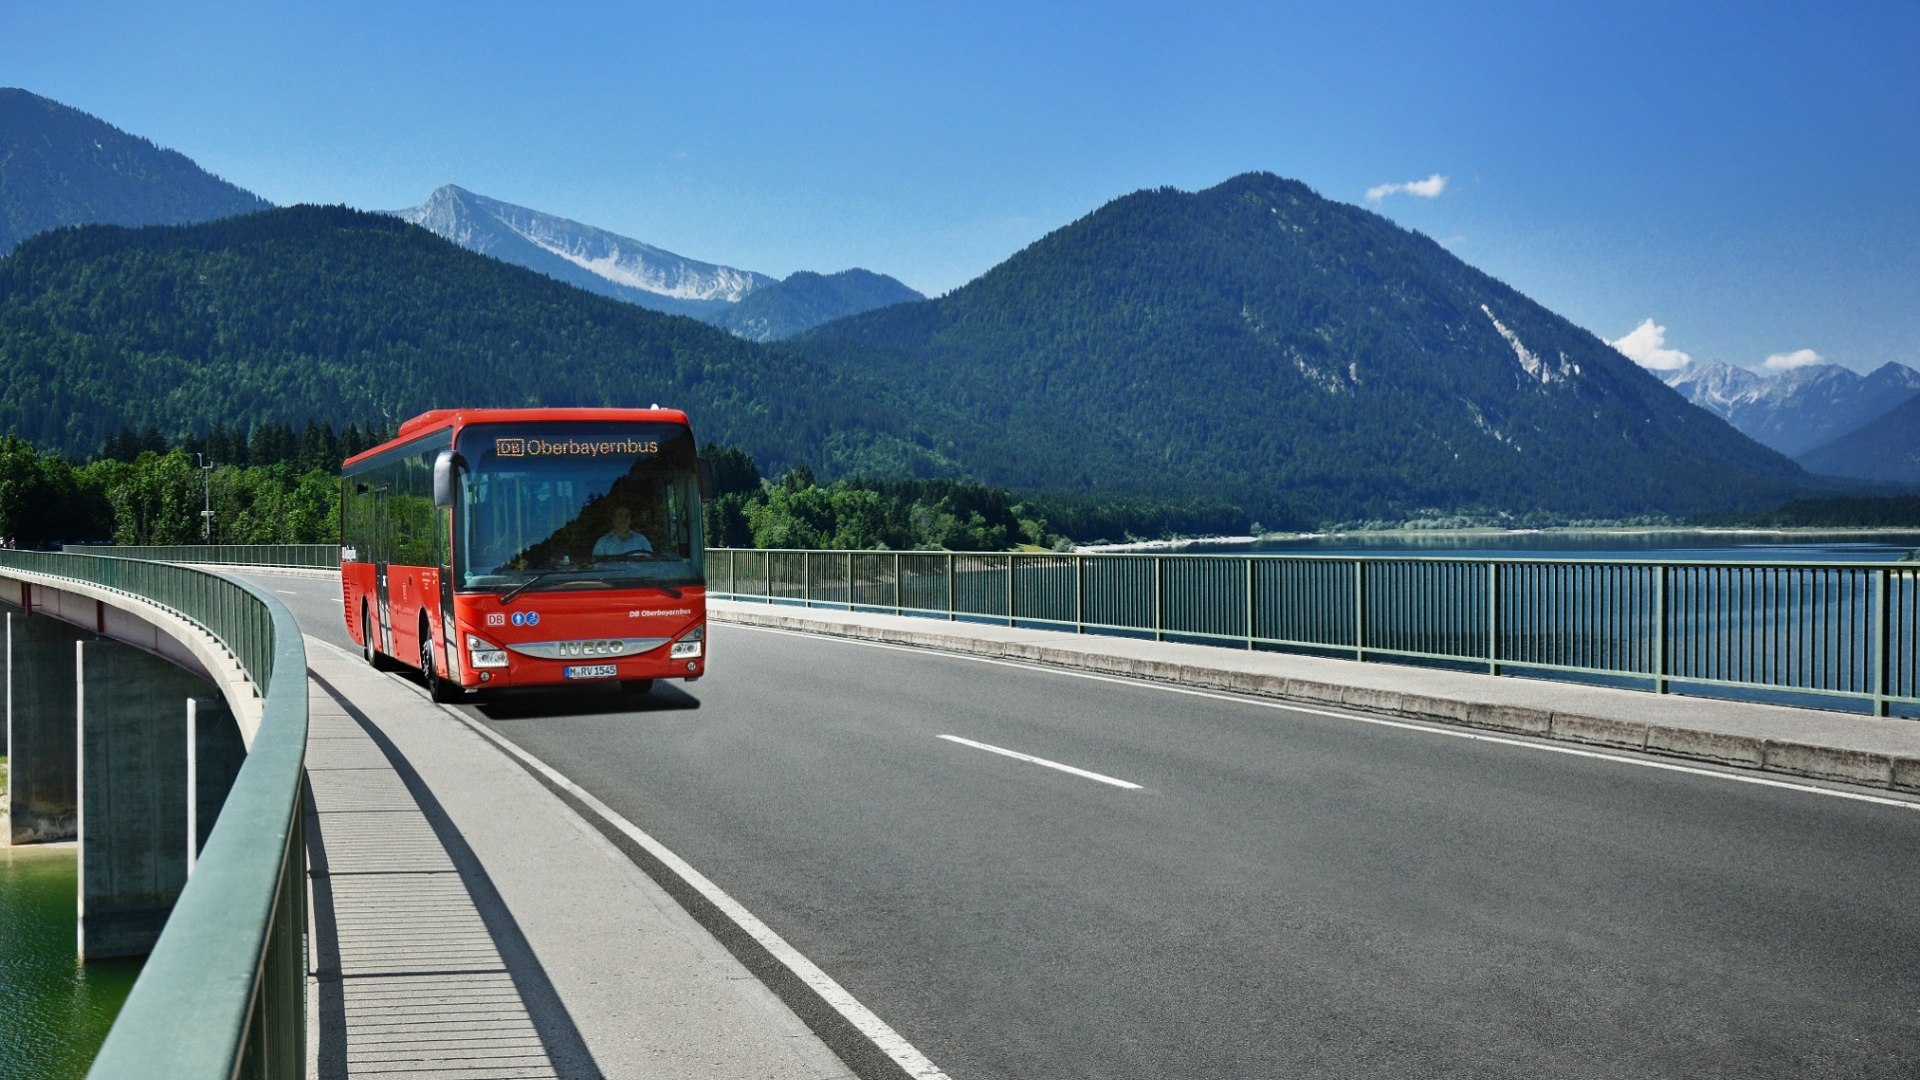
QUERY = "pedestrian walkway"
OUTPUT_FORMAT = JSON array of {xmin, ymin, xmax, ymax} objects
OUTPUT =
[
  {"xmin": 300, "ymin": 640, "xmax": 854, "ymax": 1079},
  {"xmin": 710, "ymin": 598, "xmax": 1920, "ymax": 794}
]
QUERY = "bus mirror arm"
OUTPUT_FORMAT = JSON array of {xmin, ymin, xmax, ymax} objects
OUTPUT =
[
  {"xmin": 432, "ymin": 451, "xmax": 467, "ymax": 509},
  {"xmin": 697, "ymin": 458, "xmax": 715, "ymax": 503}
]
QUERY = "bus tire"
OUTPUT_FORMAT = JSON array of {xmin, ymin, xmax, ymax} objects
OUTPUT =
[
  {"xmin": 421, "ymin": 620, "xmax": 461, "ymax": 703},
  {"xmin": 363, "ymin": 602, "xmax": 393, "ymax": 672}
]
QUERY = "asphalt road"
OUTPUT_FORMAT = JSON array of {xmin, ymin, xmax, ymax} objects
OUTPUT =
[{"xmin": 256, "ymin": 573, "xmax": 1920, "ymax": 1079}]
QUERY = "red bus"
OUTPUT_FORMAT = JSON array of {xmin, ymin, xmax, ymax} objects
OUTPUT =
[{"xmin": 341, "ymin": 407, "xmax": 711, "ymax": 700}]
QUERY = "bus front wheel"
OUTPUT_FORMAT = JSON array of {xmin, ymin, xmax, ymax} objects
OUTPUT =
[
  {"xmin": 420, "ymin": 622, "xmax": 461, "ymax": 703},
  {"xmin": 362, "ymin": 603, "xmax": 393, "ymax": 672}
]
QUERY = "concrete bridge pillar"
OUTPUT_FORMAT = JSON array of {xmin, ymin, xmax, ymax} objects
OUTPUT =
[
  {"xmin": 76, "ymin": 638, "xmax": 220, "ymax": 960},
  {"xmin": 188, "ymin": 694, "xmax": 246, "ymax": 872},
  {"xmin": 5, "ymin": 608, "xmax": 88, "ymax": 844}
]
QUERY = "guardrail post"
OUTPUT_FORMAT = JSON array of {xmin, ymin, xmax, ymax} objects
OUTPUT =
[
  {"xmin": 894, "ymin": 552, "xmax": 903, "ymax": 616},
  {"xmin": 1487, "ymin": 562, "xmax": 1501, "ymax": 676},
  {"xmin": 1076, "ymin": 555, "xmax": 1086, "ymax": 635},
  {"xmin": 847, "ymin": 551, "xmax": 855, "ymax": 611},
  {"xmin": 1353, "ymin": 559, "xmax": 1366, "ymax": 662},
  {"xmin": 1876, "ymin": 566, "xmax": 1892, "ymax": 717},
  {"xmin": 1654, "ymin": 564, "xmax": 1669, "ymax": 695},
  {"xmin": 802, "ymin": 552, "xmax": 812, "ymax": 609},
  {"xmin": 1245, "ymin": 557, "xmax": 1256, "ymax": 650},
  {"xmin": 1007, "ymin": 554, "xmax": 1016, "ymax": 628},
  {"xmin": 947, "ymin": 553, "xmax": 956, "ymax": 621},
  {"xmin": 1153, "ymin": 556, "xmax": 1165, "ymax": 642}
]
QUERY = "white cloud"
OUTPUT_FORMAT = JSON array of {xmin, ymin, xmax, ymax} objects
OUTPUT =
[
  {"xmin": 1366, "ymin": 173, "xmax": 1449, "ymax": 202},
  {"xmin": 1761, "ymin": 348, "xmax": 1823, "ymax": 371},
  {"xmin": 1610, "ymin": 319, "xmax": 1693, "ymax": 371}
]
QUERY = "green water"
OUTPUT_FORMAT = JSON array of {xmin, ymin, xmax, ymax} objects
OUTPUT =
[{"xmin": 0, "ymin": 845, "xmax": 142, "ymax": 1080}]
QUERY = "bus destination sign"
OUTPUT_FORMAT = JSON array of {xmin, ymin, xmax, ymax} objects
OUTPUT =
[{"xmin": 494, "ymin": 437, "xmax": 661, "ymax": 459}]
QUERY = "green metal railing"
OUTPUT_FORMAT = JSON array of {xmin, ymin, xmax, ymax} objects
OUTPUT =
[
  {"xmin": 0, "ymin": 550, "xmax": 309, "ymax": 1079},
  {"xmin": 74, "ymin": 543, "xmax": 340, "ymax": 569},
  {"xmin": 711, "ymin": 549, "xmax": 1920, "ymax": 717}
]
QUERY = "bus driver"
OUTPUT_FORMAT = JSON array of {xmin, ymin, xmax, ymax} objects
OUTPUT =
[{"xmin": 593, "ymin": 505, "xmax": 654, "ymax": 558}]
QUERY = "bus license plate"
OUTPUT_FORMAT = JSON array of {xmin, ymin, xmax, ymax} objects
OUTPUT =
[{"xmin": 564, "ymin": 664, "xmax": 618, "ymax": 680}]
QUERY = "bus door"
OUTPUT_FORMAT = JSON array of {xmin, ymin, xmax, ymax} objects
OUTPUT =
[{"xmin": 373, "ymin": 483, "xmax": 394, "ymax": 656}]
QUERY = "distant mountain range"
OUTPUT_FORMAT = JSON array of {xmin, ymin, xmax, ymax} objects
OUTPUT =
[
  {"xmin": 0, "ymin": 88, "xmax": 270, "ymax": 256},
  {"xmin": 0, "ymin": 87, "xmax": 922, "ymax": 340},
  {"xmin": 1796, "ymin": 393, "xmax": 1920, "ymax": 485},
  {"xmin": 1661, "ymin": 359, "xmax": 1920, "ymax": 458},
  {"xmin": 0, "ymin": 88, "xmax": 1861, "ymax": 521},
  {"xmin": 391, "ymin": 184, "xmax": 921, "ymax": 338},
  {"xmin": 0, "ymin": 206, "xmax": 944, "ymax": 476}
]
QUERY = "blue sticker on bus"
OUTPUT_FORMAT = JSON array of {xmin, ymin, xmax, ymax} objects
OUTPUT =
[
  {"xmin": 510, "ymin": 611, "xmax": 526, "ymax": 627},
  {"xmin": 526, "ymin": 611, "xmax": 541, "ymax": 626}
]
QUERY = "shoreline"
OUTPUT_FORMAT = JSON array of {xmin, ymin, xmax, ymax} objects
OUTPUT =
[{"xmin": 1073, "ymin": 525, "xmax": 1920, "ymax": 555}]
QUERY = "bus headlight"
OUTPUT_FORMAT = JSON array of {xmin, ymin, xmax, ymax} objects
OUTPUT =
[
  {"xmin": 669, "ymin": 623, "xmax": 704, "ymax": 659},
  {"xmin": 466, "ymin": 633, "xmax": 509, "ymax": 668}
]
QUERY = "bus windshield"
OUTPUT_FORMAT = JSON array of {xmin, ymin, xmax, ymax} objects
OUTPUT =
[{"xmin": 454, "ymin": 421, "xmax": 704, "ymax": 593}]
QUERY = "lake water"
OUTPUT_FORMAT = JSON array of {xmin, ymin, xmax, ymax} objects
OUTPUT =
[
  {"xmin": 1192, "ymin": 529, "xmax": 1920, "ymax": 563},
  {"xmin": 0, "ymin": 844, "xmax": 142, "ymax": 1080}
]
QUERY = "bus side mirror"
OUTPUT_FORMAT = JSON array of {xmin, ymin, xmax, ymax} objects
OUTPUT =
[
  {"xmin": 697, "ymin": 458, "xmax": 715, "ymax": 503},
  {"xmin": 432, "ymin": 451, "xmax": 466, "ymax": 508}
]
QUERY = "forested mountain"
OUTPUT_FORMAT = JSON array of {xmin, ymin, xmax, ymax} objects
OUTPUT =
[
  {"xmin": 1662, "ymin": 359, "xmax": 1920, "ymax": 456},
  {"xmin": 1796, "ymin": 393, "xmax": 1920, "ymax": 486},
  {"xmin": 0, "ymin": 88, "xmax": 271, "ymax": 256},
  {"xmin": 0, "ymin": 177, "xmax": 1833, "ymax": 529},
  {"xmin": 796, "ymin": 173, "xmax": 1815, "ymax": 524},
  {"xmin": 392, "ymin": 186, "xmax": 921, "ymax": 336},
  {"xmin": 710, "ymin": 269, "xmax": 923, "ymax": 342},
  {"xmin": 0, "ymin": 206, "xmax": 963, "ymax": 476}
]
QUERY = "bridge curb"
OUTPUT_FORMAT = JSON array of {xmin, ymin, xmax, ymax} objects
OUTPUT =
[{"xmin": 711, "ymin": 605, "xmax": 1920, "ymax": 796}]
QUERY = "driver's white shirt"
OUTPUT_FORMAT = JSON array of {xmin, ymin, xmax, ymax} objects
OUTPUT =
[{"xmin": 594, "ymin": 529, "xmax": 652, "ymax": 556}]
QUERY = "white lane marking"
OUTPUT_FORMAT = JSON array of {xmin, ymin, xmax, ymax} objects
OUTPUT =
[
  {"xmin": 275, "ymin": 589, "xmax": 297, "ymax": 594},
  {"xmin": 938, "ymin": 734, "xmax": 1142, "ymax": 790},
  {"xmin": 304, "ymin": 636, "xmax": 953, "ymax": 1080},
  {"xmin": 732, "ymin": 625, "xmax": 1920, "ymax": 814}
]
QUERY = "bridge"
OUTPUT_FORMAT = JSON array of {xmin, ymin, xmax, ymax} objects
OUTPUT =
[{"xmin": 4, "ymin": 547, "xmax": 1919, "ymax": 1078}]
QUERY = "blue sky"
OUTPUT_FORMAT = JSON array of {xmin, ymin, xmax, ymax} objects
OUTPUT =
[{"xmin": 7, "ymin": 1, "xmax": 1915, "ymax": 373}]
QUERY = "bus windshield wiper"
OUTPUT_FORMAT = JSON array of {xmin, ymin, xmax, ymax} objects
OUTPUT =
[{"xmin": 499, "ymin": 573, "xmax": 553, "ymax": 604}]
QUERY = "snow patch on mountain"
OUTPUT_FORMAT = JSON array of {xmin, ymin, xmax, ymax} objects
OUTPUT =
[
  {"xmin": 1481, "ymin": 304, "xmax": 1577, "ymax": 384},
  {"xmin": 393, "ymin": 185, "xmax": 772, "ymax": 314}
]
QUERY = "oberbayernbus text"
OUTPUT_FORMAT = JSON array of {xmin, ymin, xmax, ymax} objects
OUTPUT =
[{"xmin": 341, "ymin": 406, "xmax": 713, "ymax": 701}]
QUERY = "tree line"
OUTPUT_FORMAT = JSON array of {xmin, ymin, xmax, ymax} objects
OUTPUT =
[{"xmin": 0, "ymin": 430, "xmax": 1198, "ymax": 553}]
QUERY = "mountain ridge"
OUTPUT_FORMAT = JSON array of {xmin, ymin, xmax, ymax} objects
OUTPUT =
[
  {"xmin": 1662, "ymin": 358, "xmax": 1920, "ymax": 457},
  {"xmin": 1796, "ymin": 392, "xmax": 1920, "ymax": 486},
  {"xmin": 797, "ymin": 172, "xmax": 1812, "ymax": 522},
  {"xmin": 0, "ymin": 173, "xmax": 1833, "ymax": 525},
  {"xmin": 0, "ymin": 87, "xmax": 271, "ymax": 256},
  {"xmin": 392, "ymin": 184, "xmax": 771, "ymax": 318},
  {"xmin": 391, "ymin": 184, "xmax": 924, "ymax": 335}
]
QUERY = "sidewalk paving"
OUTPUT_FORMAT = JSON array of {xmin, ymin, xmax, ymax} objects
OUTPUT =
[
  {"xmin": 301, "ymin": 639, "xmax": 855, "ymax": 1079},
  {"xmin": 710, "ymin": 598, "xmax": 1920, "ymax": 794}
]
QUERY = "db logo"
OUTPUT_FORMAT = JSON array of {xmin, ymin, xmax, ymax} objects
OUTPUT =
[
  {"xmin": 495, "ymin": 438, "xmax": 526, "ymax": 457},
  {"xmin": 487, "ymin": 613, "xmax": 506, "ymax": 627}
]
